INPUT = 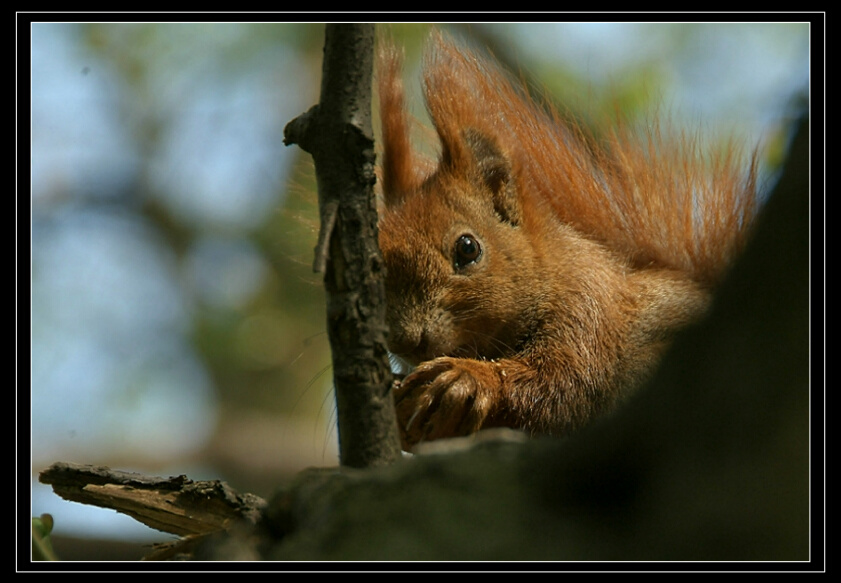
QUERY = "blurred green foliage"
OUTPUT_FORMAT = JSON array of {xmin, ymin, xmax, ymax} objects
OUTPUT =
[
  {"xmin": 77, "ymin": 23, "xmax": 332, "ymax": 421},
  {"xmin": 32, "ymin": 514, "xmax": 57, "ymax": 561}
]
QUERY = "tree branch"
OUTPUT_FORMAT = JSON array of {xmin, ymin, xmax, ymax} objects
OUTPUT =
[
  {"xmin": 39, "ymin": 462, "xmax": 266, "ymax": 536},
  {"xmin": 283, "ymin": 24, "xmax": 402, "ymax": 468},
  {"xmin": 38, "ymin": 462, "xmax": 267, "ymax": 560}
]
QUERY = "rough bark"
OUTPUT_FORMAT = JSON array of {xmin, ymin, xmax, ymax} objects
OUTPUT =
[
  {"xmin": 38, "ymin": 462, "xmax": 267, "ymax": 560},
  {"xmin": 283, "ymin": 23, "xmax": 402, "ymax": 468}
]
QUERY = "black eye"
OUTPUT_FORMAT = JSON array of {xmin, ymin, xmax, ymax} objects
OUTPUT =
[{"xmin": 454, "ymin": 234, "xmax": 482, "ymax": 269}]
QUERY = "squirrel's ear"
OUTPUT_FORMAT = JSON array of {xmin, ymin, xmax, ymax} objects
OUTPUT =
[
  {"xmin": 377, "ymin": 40, "xmax": 431, "ymax": 206},
  {"xmin": 463, "ymin": 129, "xmax": 521, "ymax": 226}
]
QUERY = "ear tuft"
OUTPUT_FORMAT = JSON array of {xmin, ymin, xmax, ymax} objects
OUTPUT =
[{"xmin": 377, "ymin": 39, "xmax": 431, "ymax": 206}]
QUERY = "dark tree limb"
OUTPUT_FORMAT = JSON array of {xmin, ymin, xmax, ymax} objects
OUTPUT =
[
  {"xmin": 38, "ymin": 462, "xmax": 266, "ymax": 536},
  {"xmin": 283, "ymin": 24, "xmax": 402, "ymax": 468},
  {"xmin": 38, "ymin": 462, "xmax": 267, "ymax": 560}
]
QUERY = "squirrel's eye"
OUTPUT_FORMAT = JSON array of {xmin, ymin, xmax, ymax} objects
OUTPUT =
[{"xmin": 454, "ymin": 234, "xmax": 482, "ymax": 269}]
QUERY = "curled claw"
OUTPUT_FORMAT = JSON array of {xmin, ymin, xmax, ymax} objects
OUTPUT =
[{"xmin": 392, "ymin": 357, "xmax": 503, "ymax": 450}]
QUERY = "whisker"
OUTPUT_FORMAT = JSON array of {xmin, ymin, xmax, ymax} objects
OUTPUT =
[
  {"xmin": 288, "ymin": 361, "xmax": 333, "ymax": 421},
  {"xmin": 317, "ymin": 387, "xmax": 338, "ymax": 461}
]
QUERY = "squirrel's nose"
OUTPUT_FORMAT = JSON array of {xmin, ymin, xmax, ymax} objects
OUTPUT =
[{"xmin": 387, "ymin": 326, "xmax": 437, "ymax": 365}]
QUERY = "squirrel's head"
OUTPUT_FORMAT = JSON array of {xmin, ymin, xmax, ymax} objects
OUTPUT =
[
  {"xmin": 378, "ymin": 128, "xmax": 538, "ymax": 365},
  {"xmin": 376, "ymin": 32, "xmax": 553, "ymax": 365}
]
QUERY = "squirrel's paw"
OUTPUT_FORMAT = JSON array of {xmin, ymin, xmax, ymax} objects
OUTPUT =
[{"xmin": 393, "ymin": 357, "xmax": 503, "ymax": 451}]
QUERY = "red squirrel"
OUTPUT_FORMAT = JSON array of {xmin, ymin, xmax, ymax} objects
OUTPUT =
[{"xmin": 376, "ymin": 31, "xmax": 758, "ymax": 451}]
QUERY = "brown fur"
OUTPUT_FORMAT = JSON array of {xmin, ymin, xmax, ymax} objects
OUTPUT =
[{"xmin": 377, "ymin": 31, "xmax": 758, "ymax": 450}]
